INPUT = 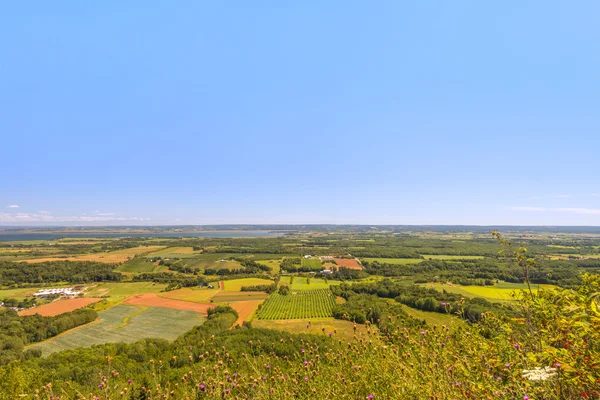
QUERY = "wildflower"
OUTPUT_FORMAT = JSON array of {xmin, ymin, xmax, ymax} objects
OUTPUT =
[
  {"xmin": 305, "ymin": 377, "xmax": 309, "ymax": 382},
  {"xmin": 420, "ymin": 331, "xmax": 425, "ymax": 335},
  {"xmin": 266, "ymin": 365, "xmax": 271, "ymax": 369},
  {"xmin": 441, "ymin": 302, "xmax": 447, "ymax": 306},
  {"xmin": 225, "ymin": 389, "xmax": 230, "ymax": 394},
  {"xmin": 200, "ymin": 385, "xmax": 206, "ymax": 391},
  {"xmin": 522, "ymin": 367, "xmax": 557, "ymax": 381},
  {"xmin": 367, "ymin": 395, "xmax": 374, "ymax": 399},
  {"xmin": 127, "ymin": 379, "xmax": 132, "ymax": 384},
  {"xmin": 523, "ymin": 396, "xmax": 529, "ymax": 400},
  {"xmin": 328, "ymin": 332, "xmax": 333, "ymax": 337},
  {"xmin": 554, "ymin": 363, "xmax": 561, "ymax": 368},
  {"xmin": 513, "ymin": 343, "xmax": 520, "ymax": 349},
  {"xmin": 304, "ymin": 361, "xmax": 308, "ymax": 365},
  {"xmin": 505, "ymin": 363, "xmax": 510, "ymax": 368},
  {"xmin": 301, "ymin": 348, "xmax": 305, "ymax": 353}
]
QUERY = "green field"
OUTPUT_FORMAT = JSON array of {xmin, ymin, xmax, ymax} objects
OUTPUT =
[
  {"xmin": 257, "ymin": 289, "xmax": 336, "ymax": 319},
  {"xmin": 301, "ymin": 257, "xmax": 322, "ymax": 269},
  {"xmin": 361, "ymin": 258, "xmax": 424, "ymax": 265},
  {"xmin": 222, "ymin": 278, "xmax": 274, "ymax": 291},
  {"xmin": 0, "ymin": 286, "xmax": 69, "ymax": 300},
  {"xmin": 116, "ymin": 257, "xmax": 162, "ymax": 273},
  {"xmin": 157, "ymin": 287, "xmax": 220, "ymax": 303},
  {"xmin": 424, "ymin": 282, "xmax": 557, "ymax": 300},
  {"xmin": 27, "ymin": 304, "xmax": 205, "ymax": 355},
  {"xmin": 398, "ymin": 304, "xmax": 464, "ymax": 329},
  {"xmin": 257, "ymin": 259, "xmax": 281, "ymax": 274},
  {"xmin": 252, "ymin": 317, "xmax": 373, "ymax": 341},
  {"xmin": 421, "ymin": 255, "xmax": 485, "ymax": 260},
  {"xmin": 280, "ymin": 276, "xmax": 342, "ymax": 290},
  {"xmin": 85, "ymin": 282, "xmax": 167, "ymax": 301}
]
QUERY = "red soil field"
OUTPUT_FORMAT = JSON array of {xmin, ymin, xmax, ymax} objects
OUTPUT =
[
  {"xmin": 334, "ymin": 258, "xmax": 363, "ymax": 270},
  {"xmin": 219, "ymin": 281, "xmax": 225, "ymax": 290},
  {"xmin": 230, "ymin": 300, "xmax": 263, "ymax": 327},
  {"xmin": 124, "ymin": 294, "xmax": 214, "ymax": 314},
  {"xmin": 19, "ymin": 298, "xmax": 102, "ymax": 317}
]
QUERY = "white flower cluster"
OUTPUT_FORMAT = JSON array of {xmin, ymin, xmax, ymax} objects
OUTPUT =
[{"xmin": 522, "ymin": 367, "xmax": 557, "ymax": 381}]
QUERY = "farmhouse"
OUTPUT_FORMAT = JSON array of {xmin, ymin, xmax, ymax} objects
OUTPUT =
[
  {"xmin": 321, "ymin": 269, "xmax": 333, "ymax": 275},
  {"xmin": 34, "ymin": 288, "xmax": 81, "ymax": 298},
  {"xmin": 303, "ymin": 255, "xmax": 312, "ymax": 259}
]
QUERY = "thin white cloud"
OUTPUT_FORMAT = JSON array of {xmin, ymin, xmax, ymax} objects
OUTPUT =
[
  {"xmin": 7, "ymin": 205, "xmax": 19, "ymax": 208},
  {"xmin": 0, "ymin": 212, "xmax": 150, "ymax": 223},
  {"xmin": 509, "ymin": 206, "xmax": 600, "ymax": 215},
  {"xmin": 96, "ymin": 212, "xmax": 116, "ymax": 216}
]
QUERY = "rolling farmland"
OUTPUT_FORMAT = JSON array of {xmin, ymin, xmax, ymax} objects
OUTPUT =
[
  {"xmin": 257, "ymin": 289, "xmax": 336, "ymax": 320},
  {"xmin": 27, "ymin": 305, "xmax": 205, "ymax": 356}
]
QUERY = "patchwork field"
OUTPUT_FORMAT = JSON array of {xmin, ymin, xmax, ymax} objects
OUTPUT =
[
  {"xmin": 116, "ymin": 257, "xmax": 163, "ymax": 273},
  {"xmin": 257, "ymin": 289, "xmax": 336, "ymax": 320},
  {"xmin": 222, "ymin": 278, "xmax": 273, "ymax": 291},
  {"xmin": 27, "ymin": 304, "xmax": 205, "ymax": 356},
  {"xmin": 123, "ymin": 293, "xmax": 214, "ymax": 313},
  {"xmin": 19, "ymin": 298, "xmax": 101, "ymax": 316},
  {"xmin": 334, "ymin": 258, "xmax": 362, "ymax": 269},
  {"xmin": 301, "ymin": 258, "xmax": 322, "ymax": 269},
  {"xmin": 361, "ymin": 258, "xmax": 424, "ymax": 265},
  {"xmin": 157, "ymin": 287, "xmax": 220, "ymax": 303},
  {"xmin": 21, "ymin": 246, "xmax": 166, "ymax": 264},
  {"xmin": 257, "ymin": 259, "xmax": 281, "ymax": 274},
  {"xmin": 252, "ymin": 318, "xmax": 374, "ymax": 341},
  {"xmin": 146, "ymin": 247, "xmax": 199, "ymax": 257}
]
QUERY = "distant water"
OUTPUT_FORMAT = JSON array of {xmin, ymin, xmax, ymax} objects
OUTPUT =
[{"xmin": 0, "ymin": 231, "xmax": 283, "ymax": 242}]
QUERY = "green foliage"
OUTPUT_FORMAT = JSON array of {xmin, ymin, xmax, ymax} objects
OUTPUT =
[{"xmin": 0, "ymin": 260, "xmax": 121, "ymax": 285}]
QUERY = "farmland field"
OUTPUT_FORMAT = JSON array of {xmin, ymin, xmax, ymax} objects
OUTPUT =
[
  {"xmin": 85, "ymin": 282, "xmax": 167, "ymax": 301},
  {"xmin": 146, "ymin": 247, "xmax": 200, "ymax": 257},
  {"xmin": 222, "ymin": 278, "xmax": 273, "ymax": 291},
  {"xmin": 424, "ymin": 282, "xmax": 557, "ymax": 300},
  {"xmin": 19, "ymin": 298, "xmax": 101, "ymax": 316},
  {"xmin": 124, "ymin": 293, "xmax": 214, "ymax": 313},
  {"xmin": 0, "ymin": 286, "xmax": 70, "ymax": 300},
  {"xmin": 361, "ymin": 258, "xmax": 424, "ymax": 265},
  {"xmin": 279, "ymin": 276, "xmax": 343, "ymax": 290},
  {"xmin": 229, "ymin": 300, "xmax": 264, "ymax": 326},
  {"xmin": 21, "ymin": 246, "xmax": 166, "ymax": 264},
  {"xmin": 212, "ymin": 291, "xmax": 269, "ymax": 302},
  {"xmin": 334, "ymin": 258, "xmax": 362, "ymax": 269},
  {"xmin": 421, "ymin": 255, "xmax": 485, "ymax": 260},
  {"xmin": 257, "ymin": 289, "xmax": 336, "ymax": 320},
  {"xmin": 251, "ymin": 318, "xmax": 374, "ymax": 341},
  {"xmin": 301, "ymin": 257, "xmax": 322, "ymax": 269},
  {"xmin": 27, "ymin": 304, "xmax": 205, "ymax": 355},
  {"xmin": 157, "ymin": 287, "xmax": 220, "ymax": 303},
  {"xmin": 116, "ymin": 257, "xmax": 162, "ymax": 273}
]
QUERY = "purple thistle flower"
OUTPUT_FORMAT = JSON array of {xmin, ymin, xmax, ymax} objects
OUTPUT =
[
  {"xmin": 266, "ymin": 365, "xmax": 270, "ymax": 369},
  {"xmin": 513, "ymin": 343, "xmax": 520, "ymax": 349},
  {"xmin": 200, "ymin": 384, "xmax": 206, "ymax": 391},
  {"xmin": 328, "ymin": 332, "xmax": 333, "ymax": 337},
  {"xmin": 555, "ymin": 363, "xmax": 561, "ymax": 368},
  {"xmin": 225, "ymin": 388, "xmax": 230, "ymax": 394},
  {"xmin": 304, "ymin": 377, "xmax": 309, "ymax": 382},
  {"xmin": 420, "ymin": 331, "xmax": 425, "ymax": 335},
  {"xmin": 304, "ymin": 360, "xmax": 308, "ymax": 365},
  {"xmin": 505, "ymin": 363, "xmax": 510, "ymax": 368},
  {"xmin": 367, "ymin": 395, "xmax": 374, "ymax": 399},
  {"xmin": 127, "ymin": 379, "xmax": 132, "ymax": 383},
  {"xmin": 523, "ymin": 396, "xmax": 529, "ymax": 400}
]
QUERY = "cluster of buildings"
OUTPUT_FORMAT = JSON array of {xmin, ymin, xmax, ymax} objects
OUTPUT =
[{"xmin": 33, "ymin": 287, "xmax": 83, "ymax": 298}]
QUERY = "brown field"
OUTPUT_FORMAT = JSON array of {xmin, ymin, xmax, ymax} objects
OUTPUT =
[
  {"xmin": 212, "ymin": 291, "xmax": 269, "ymax": 302},
  {"xmin": 123, "ymin": 294, "xmax": 214, "ymax": 314},
  {"xmin": 230, "ymin": 300, "xmax": 264, "ymax": 327},
  {"xmin": 334, "ymin": 258, "xmax": 363, "ymax": 270},
  {"xmin": 19, "ymin": 298, "xmax": 102, "ymax": 317},
  {"xmin": 21, "ymin": 246, "xmax": 165, "ymax": 264}
]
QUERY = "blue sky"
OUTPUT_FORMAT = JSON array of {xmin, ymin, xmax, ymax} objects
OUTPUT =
[{"xmin": 1, "ymin": 2, "xmax": 599, "ymax": 226}]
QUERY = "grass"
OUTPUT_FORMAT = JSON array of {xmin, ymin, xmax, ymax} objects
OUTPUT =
[
  {"xmin": 279, "ymin": 276, "xmax": 343, "ymax": 290},
  {"xmin": 251, "ymin": 318, "xmax": 375, "ymax": 341},
  {"xmin": 157, "ymin": 287, "xmax": 220, "ymax": 303},
  {"xmin": 222, "ymin": 278, "xmax": 274, "ymax": 291},
  {"xmin": 257, "ymin": 289, "xmax": 336, "ymax": 320},
  {"xmin": 361, "ymin": 258, "xmax": 424, "ymax": 265},
  {"xmin": 398, "ymin": 304, "xmax": 464, "ymax": 329},
  {"xmin": 212, "ymin": 292, "xmax": 269, "ymax": 302},
  {"xmin": 0, "ymin": 286, "xmax": 66, "ymax": 300},
  {"xmin": 27, "ymin": 304, "xmax": 205, "ymax": 356},
  {"xmin": 420, "ymin": 255, "xmax": 485, "ymax": 260},
  {"xmin": 257, "ymin": 259, "xmax": 281, "ymax": 274}
]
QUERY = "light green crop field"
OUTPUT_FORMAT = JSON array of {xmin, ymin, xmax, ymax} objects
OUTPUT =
[
  {"xmin": 85, "ymin": 282, "xmax": 167, "ymax": 302},
  {"xmin": 257, "ymin": 259, "xmax": 281, "ymax": 274},
  {"xmin": 301, "ymin": 258, "xmax": 322, "ymax": 269},
  {"xmin": 157, "ymin": 287, "xmax": 220, "ymax": 303},
  {"xmin": 361, "ymin": 258, "xmax": 424, "ymax": 265},
  {"xmin": 251, "ymin": 318, "xmax": 374, "ymax": 341},
  {"xmin": 398, "ymin": 304, "xmax": 464, "ymax": 330},
  {"xmin": 222, "ymin": 278, "xmax": 274, "ymax": 291},
  {"xmin": 27, "ymin": 304, "xmax": 205, "ymax": 356},
  {"xmin": 257, "ymin": 289, "xmax": 336, "ymax": 320},
  {"xmin": 280, "ymin": 276, "xmax": 342, "ymax": 290},
  {"xmin": 421, "ymin": 255, "xmax": 485, "ymax": 260},
  {"xmin": 146, "ymin": 247, "xmax": 200, "ymax": 257},
  {"xmin": 116, "ymin": 257, "xmax": 161, "ymax": 273},
  {"xmin": 424, "ymin": 282, "xmax": 557, "ymax": 300}
]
